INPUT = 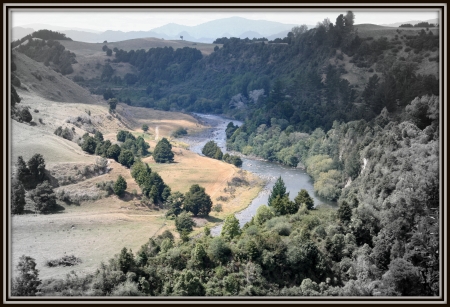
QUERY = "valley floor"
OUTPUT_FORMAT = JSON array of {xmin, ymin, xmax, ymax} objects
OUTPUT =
[{"xmin": 10, "ymin": 93, "xmax": 263, "ymax": 280}]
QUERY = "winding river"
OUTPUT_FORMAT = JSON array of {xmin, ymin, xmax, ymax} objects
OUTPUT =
[{"xmin": 180, "ymin": 113, "xmax": 336, "ymax": 236}]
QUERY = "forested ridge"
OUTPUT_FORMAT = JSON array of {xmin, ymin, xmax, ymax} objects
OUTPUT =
[{"xmin": 11, "ymin": 12, "xmax": 441, "ymax": 297}]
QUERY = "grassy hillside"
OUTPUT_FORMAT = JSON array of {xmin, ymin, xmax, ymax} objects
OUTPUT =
[
  {"xmin": 354, "ymin": 23, "xmax": 439, "ymax": 39},
  {"xmin": 13, "ymin": 51, "xmax": 98, "ymax": 104},
  {"xmin": 60, "ymin": 37, "xmax": 219, "ymax": 55},
  {"xmin": 57, "ymin": 38, "xmax": 220, "ymax": 81},
  {"xmin": 11, "ymin": 48, "xmax": 263, "ymax": 280}
]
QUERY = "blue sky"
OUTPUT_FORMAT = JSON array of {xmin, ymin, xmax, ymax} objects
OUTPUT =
[{"xmin": 11, "ymin": 9, "xmax": 440, "ymax": 32}]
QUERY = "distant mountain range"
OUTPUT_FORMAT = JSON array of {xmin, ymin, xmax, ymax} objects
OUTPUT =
[
  {"xmin": 12, "ymin": 17, "xmax": 308, "ymax": 43},
  {"xmin": 14, "ymin": 16, "xmax": 438, "ymax": 44}
]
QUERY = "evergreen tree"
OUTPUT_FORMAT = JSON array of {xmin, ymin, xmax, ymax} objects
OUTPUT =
[
  {"xmin": 94, "ymin": 131, "xmax": 104, "ymax": 142},
  {"xmin": 165, "ymin": 191, "xmax": 185, "ymax": 217},
  {"xmin": 268, "ymin": 176, "xmax": 288, "ymax": 207},
  {"xmin": 153, "ymin": 138, "xmax": 174, "ymax": 163},
  {"xmin": 11, "ymin": 179, "xmax": 26, "ymax": 215},
  {"xmin": 172, "ymin": 270, "xmax": 205, "ymax": 296},
  {"xmin": 191, "ymin": 243, "xmax": 208, "ymax": 267},
  {"xmin": 130, "ymin": 159, "xmax": 151, "ymax": 187},
  {"xmin": 81, "ymin": 136, "xmax": 97, "ymax": 154},
  {"xmin": 113, "ymin": 175, "xmax": 127, "ymax": 197},
  {"xmin": 294, "ymin": 189, "xmax": 314, "ymax": 210},
  {"xmin": 95, "ymin": 140, "xmax": 112, "ymax": 157},
  {"xmin": 19, "ymin": 108, "xmax": 32, "ymax": 123},
  {"xmin": 117, "ymin": 130, "xmax": 130, "ymax": 142},
  {"xmin": 27, "ymin": 154, "xmax": 46, "ymax": 186},
  {"xmin": 31, "ymin": 181, "xmax": 56, "ymax": 213},
  {"xmin": 271, "ymin": 195, "xmax": 296, "ymax": 215},
  {"xmin": 254, "ymin": 205, "xmax": 274, "ymax": 225},
  {"xmin": 108, "ymin": 98, "xmax": 118, "ymax": 110},
  {"xmin": 213, "ymin": 147, "xmax": 223, "ymax": 160},
  {"xmin": 16, "ymin": 156, "xmax": 30, "ymax": 188},
  {"xmin": 149, "ymin": 186, "xmax": 159, "ymax": 203},
  {"xmin": 184, "ymin": 184, "xmax": 212, "ymax": 216},
  {"xmin": 202, "ymin": 140, "xmax": 222, "ymax": 159},
  {"xmin": 344, "ymin": 11, "xmax": 355, "ymax": 28},
  {"xmin": 118, "ymin": 247, "xmax": 135, "ymax": 274},
  {"xmin": 118, "ymin": 149, "xmax": 134, "ymax": 168},
  {"xmin": 11, "ymin": 255, "xmax": 41, "ymax": 296},
  {"xmin": 175, "ymin": 211, "xmax": 195, "ymax": 234},
  {"xmin": 337, "ymin": 201, "xmax": 352, "ymax": 224},
  {"xmin": 106, "ymin": 144, "xmax": 121, "ymax": 161},
  {"xmin": 221, "ymin": 214, "xmax": 241, "ymax": 240}
]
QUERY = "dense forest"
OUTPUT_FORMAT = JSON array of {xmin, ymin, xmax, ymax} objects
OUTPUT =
[
  {"xmin": 75, "ymin": 12, "xmax": 438, "ymax": 135},
  {"xmin": 11, "ymin": 12, "xmax": 441, "ymax": 297}
]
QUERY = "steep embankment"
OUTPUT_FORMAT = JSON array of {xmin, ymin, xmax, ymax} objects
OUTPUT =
[{"xmin": 13, "ymin": 51, "xmax": 99, "ymax": 104}]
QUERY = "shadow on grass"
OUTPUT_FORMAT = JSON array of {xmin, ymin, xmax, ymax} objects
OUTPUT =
[
  {"xmin": 22, "ymin": 209, "xmax": 36, "ymax": 214},
  {"xmin": 204, "ymin": 215, "xmax": 223, "ymax": 223},
  {"xmin": 21, "ymin": 203, "xmax": 66, "ymax": 215},
  {"xmin": 121, "ymin": 192, "xmax": 141, "ymax": 202},
  {"xmin": 48, "ymin": 203, "xmax": 66, "ymax": 214}
]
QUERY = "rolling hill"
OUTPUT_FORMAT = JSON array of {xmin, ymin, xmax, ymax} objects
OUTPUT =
[{"xmin": 13, "ymin": 17, "xmax": 300, "ymax": 43}]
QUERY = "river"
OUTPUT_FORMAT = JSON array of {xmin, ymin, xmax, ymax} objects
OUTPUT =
[{"xmin": 180, "ymin": 113, "xmax": 336, "ymax": 236}]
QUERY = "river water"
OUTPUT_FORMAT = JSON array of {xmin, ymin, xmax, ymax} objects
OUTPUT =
[{"xmin": 180, "ymin": 113, "xmax": 336, "ymax": 235}]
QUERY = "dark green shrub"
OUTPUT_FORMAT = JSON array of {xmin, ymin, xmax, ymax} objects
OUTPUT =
[
  {"xmin": 113, "ymin": 175, "xmax": 127, "ymax": 196},
  {"xmin": 153, "ymin": 138, "xmax": 174, "ymax": 163},
  {"xmin": 118, "ymin": 150, "xmax": 134, "ymax": 168}
]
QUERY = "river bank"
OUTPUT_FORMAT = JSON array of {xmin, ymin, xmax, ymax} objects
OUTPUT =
[{"xmin": 180, "ymin": 113, "xmax": 336, "ymax": 235}]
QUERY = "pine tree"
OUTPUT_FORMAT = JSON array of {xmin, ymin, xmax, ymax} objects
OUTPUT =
[
  {"xmin": 118, "ymin": 149, "xmax": 134, "ymax": 168},
  {"xmin": 27, "ymin": 154, "xmax": 46, "ymax": 186},
  {"xmin": 153, "ymin": 138, "xmax": 174, "ymax": 163},
  {"xmin": 118, "ymin": 247, "xmax": 135, "ymax": 274},
  {"xmin": 31, "ymin": 181, "xmax": 56, "ymax": 213},
  {"xmin": 221, "ymin": 214, "xmax": 241, "ymax": 240},
  {"xmin": 294, "ymin": 189, "xmax": 314, "ymax": 210},
  {"xmin": 11, "ymin": 179, "xmax": 26, "ymax": 215},
  {"xmin": 271, "ymin": 195, "xmax": 296, "ymax": 215},
  {"xmin": 131, "ymin": 159, "xmax": 151, "ymax": 187},
  {"xmin": 268, "ymin": 176, "xmax": 288, "ymax": 207},
  {"xmin": 337, "ymin": 201, "xmax": 352, "ymax": 224},
  {"xmin": 16, "ymin": 156, "xmax": 30, "ymax": 188},
  {"xmin": 113, "ymin": 175, "xmax": 127, "ymax": 197}
]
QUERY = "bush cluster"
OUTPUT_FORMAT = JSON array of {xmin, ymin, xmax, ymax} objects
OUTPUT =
[
  {"xmin": 45, "ymin": 255, "xmax": 82, "ymax": 267},
  {"xmin": 54, "ymin": 126, "xmax": 73, "ymax": 140}
]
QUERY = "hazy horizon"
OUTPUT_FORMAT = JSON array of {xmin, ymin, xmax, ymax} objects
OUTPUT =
[{"xmin": 11, "ymin": 10, "xmax": 440, "ymax": 33}]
